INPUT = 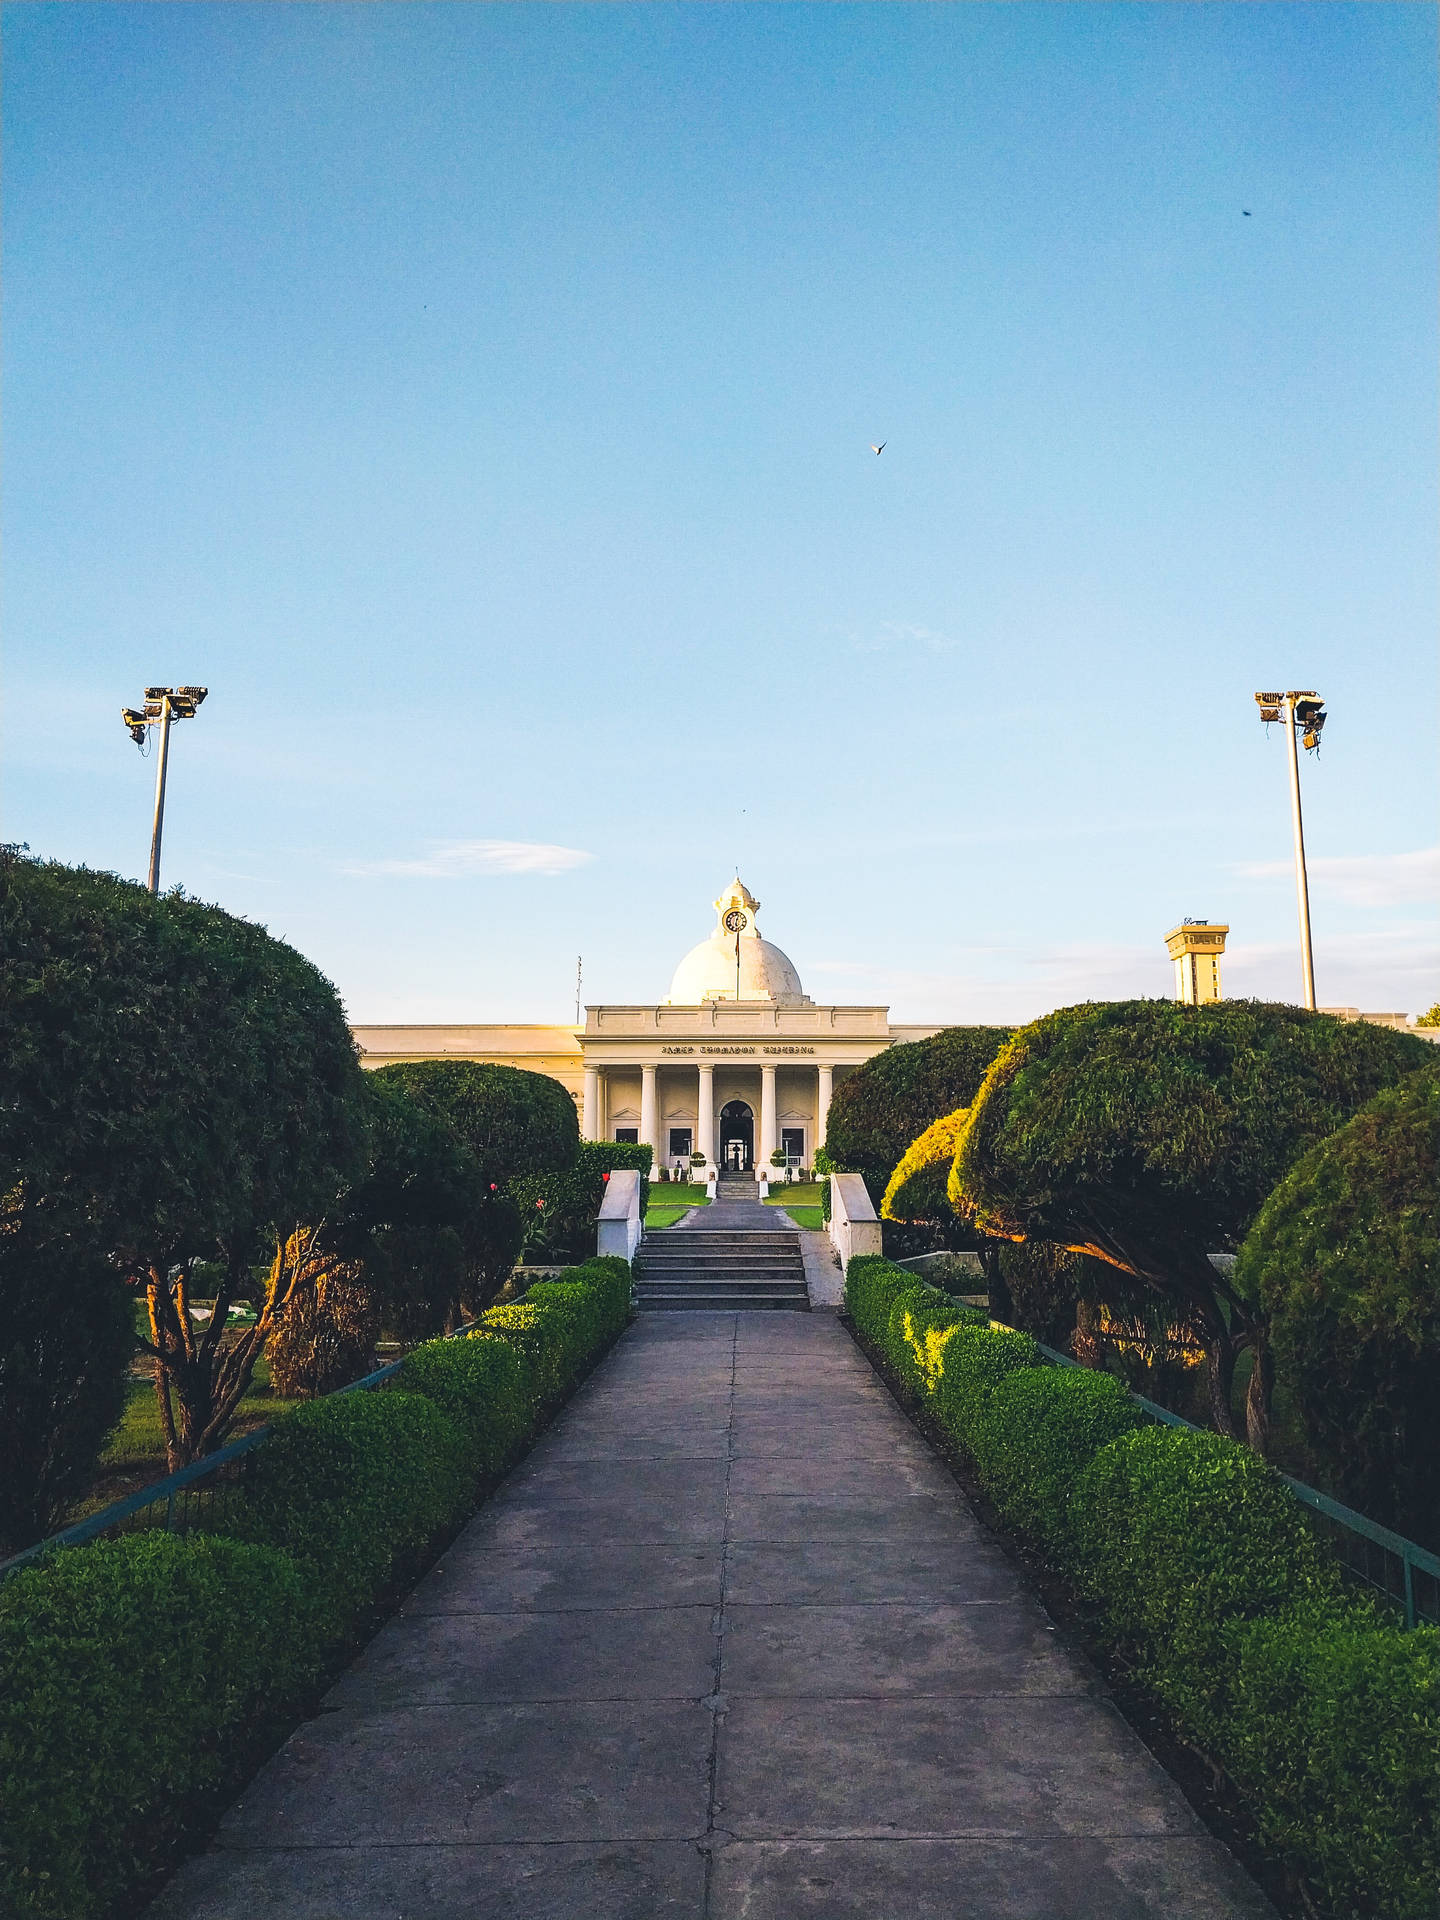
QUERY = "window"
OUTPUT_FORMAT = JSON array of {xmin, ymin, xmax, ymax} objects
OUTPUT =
[
  {"xmin": 614, "ymin": 1128, "xmax": 639, "ymax": 1144},
  {"xmin": 668, "ymin": 1127, "xmax": 693, "ymax": 1160},
  {"xmin": 781, "ymin": 1127, "xmax": 805, "ymax": 1166}
]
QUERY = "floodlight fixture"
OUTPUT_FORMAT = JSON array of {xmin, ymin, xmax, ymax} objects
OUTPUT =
[
  {"xmin": 1253, "ymin": 687, "xmax": 1328, "ymax": 1011},
  {"xmin": 121, "ymin": 684, "xmax": 210, "ymax": 893}
]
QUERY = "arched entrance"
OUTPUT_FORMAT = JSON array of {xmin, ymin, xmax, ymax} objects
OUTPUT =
[{"xmin": 719, "ymin": 1099, "xmax": 754, "ymax": 1173}]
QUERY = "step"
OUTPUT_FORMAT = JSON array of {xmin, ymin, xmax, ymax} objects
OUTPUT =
[
  {"xmin": 638, "ymin": 1243, "xmax": 802, "ymax": 1261},
  {"xmin": 635, "ymin": 1287, "xmax": 810, "ymax": 1312}
]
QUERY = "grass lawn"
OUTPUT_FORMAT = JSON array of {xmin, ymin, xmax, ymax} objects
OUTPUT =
[
  {"xmin": 765, "ymin": 1182, "xmax": 822, "ymax": 1206},
  {"xmin": 764, "ymin": 1184, "xmax": 824, "ymax": 1230},
  {"xmin": 645, "ymin": 1182, "xmax": 709, "ymax": 1229},
  {"xmin": 645, "ymin": 1205, "xmax": 694, "ymax": 1228}
]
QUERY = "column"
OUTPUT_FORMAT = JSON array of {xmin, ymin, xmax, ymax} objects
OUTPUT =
[
  {"xmin": 816, "ymin": 1063, "xmax": 833, "ymax": 1155},
  {"xmin": 640, "ymin": 1064, "xmax": 658, "ymax": 1162},
  {"xmin": 697, "ymin": 1064, "xmax": 715, "ymax": 1168},
  {"xmin": 582, "ymin": 1066, "xmax": 599, "ymax": 1140},
  {"xmin": 760, "ymin": 1063, "xmax": 777, "ymax": 1168}
]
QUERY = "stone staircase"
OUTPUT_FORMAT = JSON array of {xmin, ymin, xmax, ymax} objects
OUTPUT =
[{"xmin": 634, "ymin": 1228, "xmax": 810, "ymax": 1312}]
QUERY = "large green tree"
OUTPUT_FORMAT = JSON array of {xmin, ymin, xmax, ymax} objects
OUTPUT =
[
  {"xmin": 1239, "ymin": 1073, "xmax": 1440, "ymax": 1539},
  {"xmin": 824, "ymin": 1027, "xmax": 1013, "ymax": 1210},
  {"xmin": 368, "ymin": 1060, "xmax": 579, "ymax": 1312},
  {"xmin": 2, "ymin": 853, "xmax": 368, "ymax": 1470},
  {"xmin": 950, "ymin": 999, "xmax": 1433, "ymax": 1450},
  {"xmin": 335, "ymin": 1072, "xmax": 479, "ymax": 1337}
]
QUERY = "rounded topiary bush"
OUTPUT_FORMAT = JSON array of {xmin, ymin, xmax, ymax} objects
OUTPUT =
[
  {"xmin": 1239, "ymin": 1072, "xmax": 1440, "ymax": 1542},
  {"xmin": 825, "ymin": 1026, "xmax": 1013, "ymax": 1211},
  {"xmin": 0, "ymin": 1531, "xmax": 317, "ymax": 1920},
  {"xmin": 471, "ymin": 1301, "xmax": 553, "ymax": 1415},
  {"xmin": 843, "ymin": 1254, "xmax": 916, "ymax": 1340},
  {"xmin": 1070, "ymin": 1424, "xmax": 1345, "ymax": 1743},
  {"xmin": 399, "ymin": 1334, "xmax": 528, "ymax": 1480},
  {"xmin": 884, "ymin": 1283, "xmax": 984, "ymax": 1398},
  {"xmin": 234, "ymin": 1389, "xmax": 472, "ymax": 1624},
  {"xmin": 979, "ymin": 1366, "xmax": 1144, "ymax": 1558},
  {"xmin": 1223, "ymin": 1609, "xmax": 1440, "ymax": 1920},
  {"xmin": 932, "ymin": 1325, "xmax": 1038, "ymax": 1454}
]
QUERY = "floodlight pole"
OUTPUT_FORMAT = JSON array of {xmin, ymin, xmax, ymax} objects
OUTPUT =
[
  {"xmin": 1282, "ymin": 691, "xmax": 1317, "ymax": 1012},
  {"xmin": 147, "ymin": 694, "xmax": 174, "ymax": 895}
]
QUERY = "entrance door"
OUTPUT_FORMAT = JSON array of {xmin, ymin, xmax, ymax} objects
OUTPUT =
[{"xmin": 719, "ymin": 1100, "xmax": 754, "ymax": 1173}]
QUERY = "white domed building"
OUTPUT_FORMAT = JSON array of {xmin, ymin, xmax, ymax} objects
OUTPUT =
[{"xmin": 351, "ymin": 878, "xmax": 945, "ymax": 1175}]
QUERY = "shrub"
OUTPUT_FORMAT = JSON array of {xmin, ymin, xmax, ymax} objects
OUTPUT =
[
  {"xmin": 825, "ymin": 1027, "xmax": 1013, "ymax": 1211},
  {"xmin": 470, "ymin": 1255, "xmax": 631, "ymax": 1422},
  {"xmin": 884, "ymin": 1283, "xmax": 985, "ymax": 1397},
  {"xmin": 951, "ymin": 998, "xmax": 1434, "ymax": 1448},
  {"xmin": 1223, "ymin": 1610, "xmax": 1440, "ymax": 1920},
  {"xmin": 0, "ymin": 851, "xmax": 368, "ymax": 1469},
  {"xmin": 931, "ymin": 1324, "xmax": 1038, "ymax": 1454},
  {"xmin": 843, "ymin": 1252, "xmax": 919, "ymax": 1341},
  {"xmin": 0, "ymin": 1531, "xmax": 318, "ymax": 1920},
  {"xmin": 511, "ymin": 1140, "xmax": 654, "ymax": 1261},
  {"xmin": 0, "ymin": 1232, "xmax": 134, "ymax": 1556},
  {"xmin": 1241, "ymin": 1073, "xmax": 1440, "ymax": 1540},
  {"xmin": 234, "ymin": 1389, "xmax": 472, "ymax": 1625},
  {"xmin": 265, "ymin": 1262, "xmax": 381, "ymax": 1397},
  {"xmin": 370, "ymin": 1060, "xmax": 579, "ymax": 1309},
  {"xmin": 1070, "ymin": 1424, "xmax": 1345, "ymax": 1744},
  {"xmin": 398, "ymin": 1334, "xmax": 527, "ymax": 1480},
  {"xmin": 879, "ymin": 1106, "xmax": 969, "ymax": 1225},
  {"xmin": 976, "ymin": 1366, "xmax": 1143, "ymax": 1557},
  {"xmin": 341, "ymin": 1072, "xmax": 482, "ymax": 1339}
]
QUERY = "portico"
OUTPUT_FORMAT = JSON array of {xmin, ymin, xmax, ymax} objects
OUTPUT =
[{"xmin": 351, "ymin": 877, "xmax": 942, "ymax": 1168}]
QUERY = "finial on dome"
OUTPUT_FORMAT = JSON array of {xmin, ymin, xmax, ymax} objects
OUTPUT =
[{"xmin": 713, "ymin": 877, "xmax": 760, "ymax": 932}]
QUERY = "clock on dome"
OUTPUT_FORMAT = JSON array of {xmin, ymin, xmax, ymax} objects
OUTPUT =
[{"xmin": 723, "ymin": 909, "xmax": 747, "ymax": 933}]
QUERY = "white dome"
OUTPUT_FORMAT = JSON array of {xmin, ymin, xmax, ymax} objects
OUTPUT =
[{"xmin": 665, "ymin": 879, "xmax": 811, "ymax": 1007}]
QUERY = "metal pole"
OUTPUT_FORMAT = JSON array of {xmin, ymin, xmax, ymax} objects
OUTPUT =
[
  {"xmin": 1283, "ymin": 693, "xmax": 1317, "ymax": 1010},
  {"xmin": 146, "ymin": 695, "xmax": 173, "ymax": 895}
]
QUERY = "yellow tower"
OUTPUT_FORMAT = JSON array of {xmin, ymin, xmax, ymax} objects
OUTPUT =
[{"xmin": 1165, "ymin": 920, "xmax": 1228, "ymax": 1005}]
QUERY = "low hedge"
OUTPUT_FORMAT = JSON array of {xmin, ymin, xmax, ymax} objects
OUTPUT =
[
  {"xmin": 893, "ymin": 1289, "xmax": 988, "ymax": 1398},
  {"xmin": 0, "ymin": 1251, "xmax": 637, "ymax": 1912},
  {"xmin": 1069, "ymin": 1424, "xmax": 1346, "ymax": 1746},
  {"xmin": 469, "ymin": 1254, "xmax": 631, "ymax": 1417},
  {"xmin": 844, "ymin": 1253, "xmax": 1439, "ymax": 1919},
  {"xmin": 232, "ymin": 1388, "xmax": 474, "ymax": 1629},
  {"xmin": 1223, "ymin": 1610, "xmax": 1440, "ymax": 1918},
  {"xmin": 398, "ymin": 1331, "xmax": 528, "ymax": 1479},
  {"xmin": 976, "ymin": 1366, "xmax": 1142, "ymax": 1556},
  {"xmin": 0, "ymin": 1250, "xmax": 637, "ymax": 1920},
  {"xmin": 0, "ymin": 1532, "xmax": 319, "ymax": 1920}
]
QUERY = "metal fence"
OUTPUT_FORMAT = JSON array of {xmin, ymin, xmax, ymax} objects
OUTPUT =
[
  {"xmin": 1035, "ymin": 1339, "xmax": 1440, "ymax": 1630},
  {"xmin": 0, "ymin": 1353, "xmax": 417, "ymax": 1586}
]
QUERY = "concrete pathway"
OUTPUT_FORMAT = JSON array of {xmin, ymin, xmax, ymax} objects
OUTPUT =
[{"xmin": 150, "ymin": 1313, "xmax": 1274, "ymax": 1919}]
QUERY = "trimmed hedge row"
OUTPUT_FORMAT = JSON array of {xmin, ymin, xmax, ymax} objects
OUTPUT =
[
  {"xmin": 845, "ymin": 1254, "xmax": 1440, "ymax": 1920},
  {"xmin": 0, "ymin": 1255, "xmax": 634, "ymax": 1920}
]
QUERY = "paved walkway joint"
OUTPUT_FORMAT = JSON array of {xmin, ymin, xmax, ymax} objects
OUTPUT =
[{"xmin": 150, "ymin": 1313, "xmax": 1275, "ymax": 1918}]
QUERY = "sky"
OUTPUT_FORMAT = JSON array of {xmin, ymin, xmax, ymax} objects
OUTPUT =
[{"xmin": 4, "ymin": 2, "xmax": 1436, "ymax": 1025}]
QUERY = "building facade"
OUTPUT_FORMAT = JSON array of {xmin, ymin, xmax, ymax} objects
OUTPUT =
[{"xmin": 351, "ymin": 878, "xmax": 944, "ymax": 1174}]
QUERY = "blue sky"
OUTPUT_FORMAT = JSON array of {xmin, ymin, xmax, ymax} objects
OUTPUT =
[{"xmin": 4, "ymin": 2, "xmax": 1436, "ymax": 1023}]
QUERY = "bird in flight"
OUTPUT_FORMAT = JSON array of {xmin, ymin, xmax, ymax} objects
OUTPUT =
[
  {"xmin": 1242, "ymin": 209, "xmax": 1251, "ymax": 216},
  {"xmin": 870, "ymin": 441, "xmax": 886, "ymax": 455}
]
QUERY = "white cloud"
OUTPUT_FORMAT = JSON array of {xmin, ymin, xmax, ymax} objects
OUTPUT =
[
  {"xmin": 348, "ymin": 839, "xmax": 594, "ymax": 879},
  {"xmin": 1234, "ymin": 847, "xmax": 1439, "ymax": 908}
]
